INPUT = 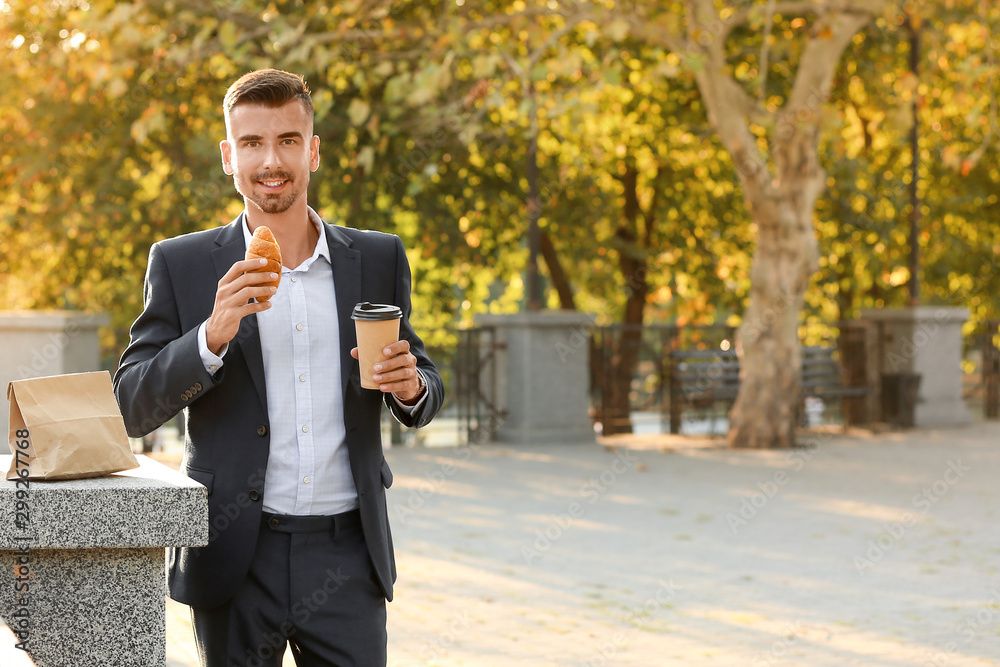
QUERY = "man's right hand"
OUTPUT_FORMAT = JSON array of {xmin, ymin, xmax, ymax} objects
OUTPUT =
[{"xmin": 205, "ymin": 258, "xmax": 278, "ymax": 355}]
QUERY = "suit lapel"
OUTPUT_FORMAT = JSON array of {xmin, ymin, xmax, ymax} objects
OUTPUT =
[
  {"xmin": 325, "ymin": 224, "xmax": 361, "ymax": 396},
  {"xmin": 211, "ymin": 213, "xmax": 268, "ymax": 410}
]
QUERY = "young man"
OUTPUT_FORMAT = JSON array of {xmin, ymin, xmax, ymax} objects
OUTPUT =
[{"xmin": 114, "ymin": 69, "xmax": 443, "ymax": 666}]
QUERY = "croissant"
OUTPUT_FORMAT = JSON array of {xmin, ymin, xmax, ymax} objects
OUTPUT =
[{"xmin": 245, "ymin": 225, "xmax": 282, "ymax": 302}]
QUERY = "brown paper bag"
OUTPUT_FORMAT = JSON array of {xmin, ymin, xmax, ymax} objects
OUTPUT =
[{"xmin": 7, "ymin": 371, "xmax": 139, "ymax": 481}]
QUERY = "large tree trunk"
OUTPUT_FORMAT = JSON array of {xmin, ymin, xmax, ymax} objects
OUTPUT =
[
  {"xmin": 681, "ymin": 0, "xmax": 873, "ymax": 447},
  {"xmin": 727, "ymin": 123, "xmax": 825, "ymax": 447},
  {"xmin": 726, "ymin": 98, "xmax": 826, "ymax": 445},
  {"xmin": 727, "ymin": 189, "xmax": 820, "ymax": 447}
]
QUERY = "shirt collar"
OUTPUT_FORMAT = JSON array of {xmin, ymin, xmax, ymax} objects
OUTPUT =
[{"xmin": 241, "ymin": 206, "xmax": 331, "ymax": 269}]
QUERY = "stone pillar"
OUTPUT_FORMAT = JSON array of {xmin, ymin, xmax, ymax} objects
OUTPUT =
[
  {"xmin": 476, "ymin": 311, "xmax": 595, "ymax": 445},
  {"xmin": 0, "ymin": 456, "xmax": 208, "ymax": 667},
  {"xmin": 860, "ymin": 306, "xmax": 972, "ymax": 426},
  {"xmin": 0, "ymin": 311, "xmax": 109, "ymax": 437}
]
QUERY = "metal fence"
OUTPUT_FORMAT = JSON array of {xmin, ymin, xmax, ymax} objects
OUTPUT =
[
  {"xmin": 589, "ymin": 321, "xmax": 872, "ymax": 436},
  {"xmin": 383, "ymin": 327, "xmax": 505, "ymax": 447},
  {"xmin": 452, "ymin": 327, "xmax": 506, "ymax": 444},
  {"xmin": 589, "ymin": 324, "xmax": 736, "ymax": 436},
  {"xmin": 964, "ymin": 319, "xmax": 1000, "ymax": 420},
  {"xmin": 390, "ymin": 318, "xmax": 999, "ymax": 446}
]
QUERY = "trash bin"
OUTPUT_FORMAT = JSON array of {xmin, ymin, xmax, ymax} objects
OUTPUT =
[{"xmin": 880, "ymin": 372, "xmax": 922, "ymax": 428}]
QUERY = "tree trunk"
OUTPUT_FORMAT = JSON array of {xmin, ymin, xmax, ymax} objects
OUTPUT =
[
  {"xmin": 836, "ymin": 249, "xmax": 854, "ymax": 323},
  {"xmin": 727, "ymin": 199, "xmax": 818, "ymax": 447},
  {"xmin": 540, "ymin": 230, "xmax": 577, "ymax": 310},
  {"xmin": 727, "ymin": 130, "xmax": 823, "ymax": 448},
  {"xmin": 603, "ymin": 164, "xmax": 650, "ymax": 436},
  {"xmin": 604, "ymin": 291, "xmax": 648, "ymax": 435}
]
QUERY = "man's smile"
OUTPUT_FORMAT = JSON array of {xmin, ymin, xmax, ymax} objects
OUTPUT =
[{"xmin": 258, "ymin": 179, "xmax": 289, "ymax": 191}]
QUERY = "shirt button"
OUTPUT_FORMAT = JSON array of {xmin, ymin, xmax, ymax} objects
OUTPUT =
[
  {"xmin": 301, "ymin": 425, "xmax": 309, "ymax": 433},
  {"xmin": 209, "ymin": 365, "xmax": 217, "ymax": 372},
  {"xmin": 290, "ymin": 276, "xmax": 297, "ymax": 283},
  {"xmin": 296, "ymin": 323, "xmax": 303, "ymax": 331},
  {"xmin": 303, "ymin": 477, "xmax": 310, "ymax": 484},
  {"xmin": 299, "ymin": 374, "xmax": 306, "ymax": 382}
]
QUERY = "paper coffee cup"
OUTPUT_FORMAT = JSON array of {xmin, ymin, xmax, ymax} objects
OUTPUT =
[{"xmin": 352, "ymin": 302, "xmax": 403, "ymax": 390}]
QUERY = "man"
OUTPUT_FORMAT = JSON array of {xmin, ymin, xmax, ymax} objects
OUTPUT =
[{"xmin": 114, "ymin": 68, "xmax": 443, "ymax": 666}]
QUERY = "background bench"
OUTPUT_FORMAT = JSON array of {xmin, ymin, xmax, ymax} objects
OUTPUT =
[{"xmin": 668, "ymin": 345, "xmax": 869, "ymax": 434}]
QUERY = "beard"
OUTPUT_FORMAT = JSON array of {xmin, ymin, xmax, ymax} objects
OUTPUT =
[{"xmin": 234, "ymin": 169, "xmax": 304, "ymax": 214}]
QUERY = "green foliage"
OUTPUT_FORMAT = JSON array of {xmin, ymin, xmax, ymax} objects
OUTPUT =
[
  {"xmin": 0, "ymin": 0, "xmax": 997, "ymax": 367},
  {"xmin": 813, "ymin": 3, "xmax": 1000, "ymax": 326}
]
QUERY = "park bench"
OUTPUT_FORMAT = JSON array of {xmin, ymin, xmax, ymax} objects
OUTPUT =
[
  {"xmin": 668, "ymin": 348, "xmax": 740, "ymax": 434},
  {"xmin": 799, "ymin": 345, "xmax": 868, "ymax": 401},
  {"xmin": 668, "ymin": 345, "xmax": 868, "ymax": 434}
]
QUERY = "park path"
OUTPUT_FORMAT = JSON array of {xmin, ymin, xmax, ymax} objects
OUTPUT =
[{"xmin": 167, "ymin": 422, "xmax": 1000, "ymax": 666}]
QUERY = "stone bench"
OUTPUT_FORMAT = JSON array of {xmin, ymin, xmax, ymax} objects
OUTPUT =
[{"xmin": 0, "ymin": 455, "xmax": 206, "ymax": 667}]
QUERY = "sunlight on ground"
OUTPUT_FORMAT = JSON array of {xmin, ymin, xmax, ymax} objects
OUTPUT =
[{"xmin": 164, "ymin": 423, "xmax": 1000, "ymax": 666}]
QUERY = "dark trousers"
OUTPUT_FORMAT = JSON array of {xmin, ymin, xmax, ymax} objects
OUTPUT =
[{"xmin": 191, "ymin": 510, "xmax": 387, "ymax": 667}]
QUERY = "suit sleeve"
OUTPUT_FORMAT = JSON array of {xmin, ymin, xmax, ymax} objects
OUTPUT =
[
  {"xmin": 383, "ymin": 235, "xmax": 444, "ymax": 428},
  {"xmin": 113, "ymin": 242, "xmax": 220, "ymax": 438}
]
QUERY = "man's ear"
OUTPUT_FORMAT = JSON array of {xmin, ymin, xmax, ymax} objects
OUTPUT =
[
  {"xmin": 310, "ymin": 135, "xmax": 321, "ymax": 172},
  {"xmin": 220, "ymin": 139, "xmax": 234, "ymax": 175}
]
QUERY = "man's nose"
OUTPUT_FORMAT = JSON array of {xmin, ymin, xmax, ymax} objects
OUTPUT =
[{"xmin": 262, "ymin": 143, "xmax": 282, "ymax": 169}]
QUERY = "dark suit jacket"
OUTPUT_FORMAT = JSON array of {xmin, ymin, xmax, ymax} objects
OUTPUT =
[{"xmin": 113, "ymin": 213, "xmax": 443, "ymax": 609}]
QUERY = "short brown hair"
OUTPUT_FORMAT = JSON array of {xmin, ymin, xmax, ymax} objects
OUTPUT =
[{"xmin": 223, "ymin": 68, "xmax": 313, "ymax": 126}]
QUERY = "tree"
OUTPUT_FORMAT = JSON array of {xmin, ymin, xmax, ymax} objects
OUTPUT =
[
  {"xmin": 814, "ymin": 0, "xmax": 1000, "ymax": 327},
  {"xmin": 603, "ymin": 0, "xmax": 886, "ymax": 447},
  {"xmin": 696, "ymin": 0, "xmax": 884, "ymax": 448},
  {"xmin": 0, "ymin": 0, "xmax": 490, "ymax": 355},
  {"xmin": 428, "ymin": 5, "xmax": 752, "ymax": 433},
  {"xmin": 4, "ymin": 0, "xmax": 997, "ymax": 445}
]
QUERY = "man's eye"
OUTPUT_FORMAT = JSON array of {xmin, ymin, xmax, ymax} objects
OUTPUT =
[{"xmin": 245, "ymin": 141, "xmax": 259, "ymax": 148}]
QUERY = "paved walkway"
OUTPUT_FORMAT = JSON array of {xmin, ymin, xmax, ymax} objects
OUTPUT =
[{"xmin": 166, "ymin": 422, "xmax": 1000, "ymax": 666}]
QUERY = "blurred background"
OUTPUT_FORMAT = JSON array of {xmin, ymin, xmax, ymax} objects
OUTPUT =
[{"xmin": 2, "ymin": 0, "xmax": 999, "ymax": 448}]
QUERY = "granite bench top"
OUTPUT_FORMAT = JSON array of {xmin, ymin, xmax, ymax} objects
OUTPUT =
[{"xmin": 0, "ymin": 455, "xmax": 207, "ymax": 550}]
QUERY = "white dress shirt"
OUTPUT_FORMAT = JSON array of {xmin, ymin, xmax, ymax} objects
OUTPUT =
[{"xmin": 196, "ymin": 208, "xmax": 421, "ymax": 515}]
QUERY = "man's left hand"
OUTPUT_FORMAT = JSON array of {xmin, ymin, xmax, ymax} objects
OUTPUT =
[{"xmin": 350, "ymin": 340, "xmax": 424, "ymax": 404}]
